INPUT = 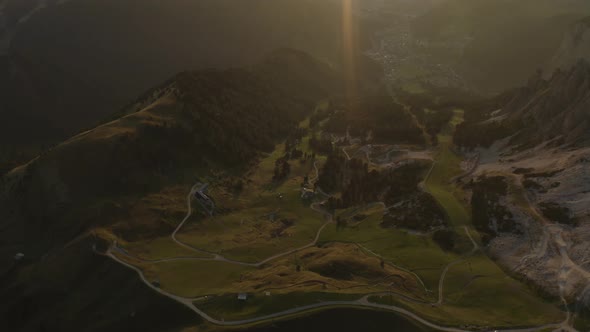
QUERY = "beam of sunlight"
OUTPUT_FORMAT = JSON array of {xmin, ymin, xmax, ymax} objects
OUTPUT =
[{"xmin": 342, "ymin": 0, "xmax": 358, "ymax": 100}]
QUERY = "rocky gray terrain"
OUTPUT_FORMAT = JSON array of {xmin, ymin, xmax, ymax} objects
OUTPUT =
[{"xmin": 550, "ymin": 17, "xmax": 590, "ymax": 72}]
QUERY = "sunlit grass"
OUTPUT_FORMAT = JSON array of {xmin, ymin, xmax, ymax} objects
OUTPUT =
[
  {"xmin": 424, "ymin": 110, "xmax": 470, "ymax": 227},
  {"xmin": 320, "ymin": 207, "xmax": 454, "ymax": 293},
  {"xmin": 175, "ymin": 117, "xmax": 327, "ymax": 263},
  {"xmin": 116, "ymin": 107, "xmax": 564, "ymax": 329},
  {"xmin": 153, "ymin": 260, "xmax": 253, "ymax": 297}
]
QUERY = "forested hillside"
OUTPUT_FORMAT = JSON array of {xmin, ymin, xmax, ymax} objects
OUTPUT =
[{"xmin": 0, "ymin": 49, "xmax": 339, "ymax": 263}]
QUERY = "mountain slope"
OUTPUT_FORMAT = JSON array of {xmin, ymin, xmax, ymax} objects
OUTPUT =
[
  {"xmin": 0, "ymin": 49, "xmax": 341, "ymax": 331},
  {"xmin": 411, "ymin": 0, "xmax": 590, "ymax": 93},
  {"xmin": 452, "ymin": 62, "xmax": 590, "ymax": 311},
  {"xmin": 503, "ymin": 61, "xmax": 590, "ymax": 147},
  {"xmin": 0, "ymin": 48, "xmax": 339, "ymax": 256},
  {"xmin": 550, "ymin": 17, "xmax": 590, "ymax": 71},
  {"xmin": 455, "ymin": 60, "xmax": 590, "ymax": 149},
  {"xmin": 0, "ymin": 237, "xmax": 202, "ymax": 332}
]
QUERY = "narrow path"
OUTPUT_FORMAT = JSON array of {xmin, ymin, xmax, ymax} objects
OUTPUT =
[
  {"xmin": 435, "ymin": 227, "xmax": 479, "ymax": 306},
  {"xmin": 170, "ymin": 183, "xmax": 220, "ymax": 259},
  {"xmin": 464, "ymin": 226, "xmax": 479, "ymax": 253},
  {"xmin": 355, "ymin": 242, "xmax": 429, "ymax": 293},
  {"xmin": 115, "ymin": 181, "xmax": 334, "ymax": 268},
  {"xmin": 310, "ymin": 160, "xmax": 330, "ymax": 198},
  {"xmin": 311, "ymin": 160, "xmax": 320, "ymax": 184},
  {"xmin": 342, "ymin": 146, "xmax": 352, "ymax": 160},
  {"xmin": 423, "ymin": 160, "xmax": 437, "ymax": 186}
]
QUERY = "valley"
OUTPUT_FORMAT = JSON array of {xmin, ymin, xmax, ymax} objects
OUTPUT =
[
  {"xmin": 97, "ymin": 103, "xmax": 566, "ymax": 331},
  {"xmin": 2, "ymin": 2, "xmax": 590, "ymax": 331}
]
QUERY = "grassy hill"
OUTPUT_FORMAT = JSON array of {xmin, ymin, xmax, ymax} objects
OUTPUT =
[
  {"xmin": 1, "ymin": 47, "xmax": 338, "ymax": 253},
  {"xmin": 0, "ymin": 49, "xmax": 341, "ymax": 331}
]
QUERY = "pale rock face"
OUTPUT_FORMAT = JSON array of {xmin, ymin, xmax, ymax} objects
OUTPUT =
[{"xmin": 550, "ymin": 18, "xmax": 590, "ymax": 71}]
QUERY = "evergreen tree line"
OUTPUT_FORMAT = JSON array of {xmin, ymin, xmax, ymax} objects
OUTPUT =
[
  {"xmin": 320, "ymin": 95, "xmax": 425, "ymax": 145},
  {"xmin": 318, "ymin": 151, "xmax": 430, "ymax": 210}
]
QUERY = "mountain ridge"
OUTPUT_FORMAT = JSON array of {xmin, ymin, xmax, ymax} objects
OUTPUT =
[
  {"xmin": 0, "ymin": 48, "xmax": 343, "ymax": 331},
  {"xmin": 454, "ymin": 59, "xmax": 590, "ymax": 150},
  {"xmin": 550, "ymin": 16, "xmax": 590, "ymax": 71},
  {"xmin": 0, "ymin": 48, "xmax": 339, "ymax": 262},
  {"xmin": 2, "ymin": 0, "xmax": 376, "ymax": 147}
]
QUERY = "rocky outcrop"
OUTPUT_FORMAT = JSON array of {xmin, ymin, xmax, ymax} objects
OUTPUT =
[
  {"xmin": 455, "ymin": 60, "xmax": 590, "ymax": 149},
  {"xmin": 503, "ymin": 60, "xmax": 590, "ymax": 146},
  {"xmin": 550, "ymin": 17, "xmax": 590, "ymax": 71}
]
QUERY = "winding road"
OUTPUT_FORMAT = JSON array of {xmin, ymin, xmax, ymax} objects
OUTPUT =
[
  {"xmin": 102, "ymin": 245, "xmax": 561, "ymax": 332},
  {"xmin": 101, "ymin": 179, "xmax": 569, "ymax": 331},
  {"xmin": 97, "ymin": 116, "xmax": 573, "ymax": 332},
  {"xmin": 434, "ymin": 227, "xmax": 479, "ymax": 306},
  {"xmin": 118, "ymin": 181, "xmax": 334, "ymax": 268}
]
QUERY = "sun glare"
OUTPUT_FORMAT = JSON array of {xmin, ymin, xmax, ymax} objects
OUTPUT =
[{"xmin": 342, "ymin": 0, "xmax": 358, "ymax": 99}]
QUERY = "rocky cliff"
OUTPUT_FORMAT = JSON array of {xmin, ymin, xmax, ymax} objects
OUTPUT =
[
  {"xmin": 504, "ymin": 60, "xmax": 590, "ymax": 147},
  {"xmin": 550, "ymin": 17, "xmax": 590, "ymax": 71},
  {"xmin": 454, "ymin": 60, "xmax": 590, "ymax": 149}
]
